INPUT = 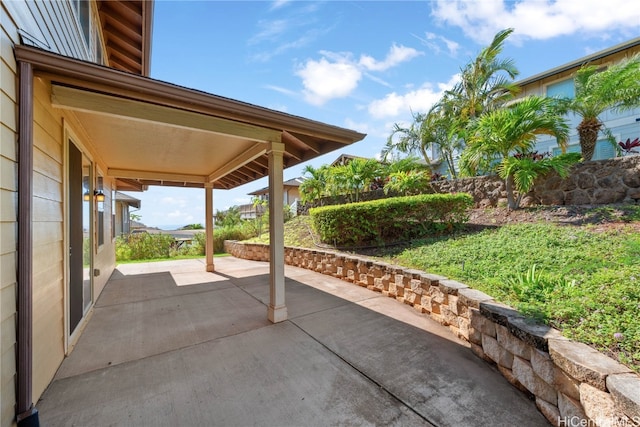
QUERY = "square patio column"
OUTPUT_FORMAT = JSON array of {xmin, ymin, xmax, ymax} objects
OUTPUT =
[
  {"xmin": 268, "ymin": 142, "xmax": 287, "ymax": 323},
  {"xmin": 205, "ymin": 183, "xmax": 214, "ymax": 272}
]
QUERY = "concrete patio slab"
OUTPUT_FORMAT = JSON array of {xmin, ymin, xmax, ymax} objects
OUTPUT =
[
  {"xmin": 292, "ymin": 303, "xmax": 547, "ymax": 426},
  {"xmin": 40, "ymin": 322, "xmax": 429, "ymax": 427},
  {"xmin": 38, "ymin": 257, "xmax": 549, "ymax": 426},
  {"xmin": 57, "ymin": 282, "xmax": 270, "ymax": 379}
]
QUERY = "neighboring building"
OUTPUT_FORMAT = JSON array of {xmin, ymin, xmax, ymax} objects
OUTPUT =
[
  {"xmin": 517, "ymin": 37, "xmax": 640, "ymax": 160},
  {"xmin": 0, "ymin": 2, "xmax": 365, "ymax": 425},
  {"xmin": 234, "ymin": 177, "xmax": 303, "ymax": 220},
  {"xmin": 429, "ymin": 37, "xmax": 640, "ymax": 178},
  {"xmin": 251, "ymin": 177, "xmax": 303, "ymax": 205},
  {"xmin": 113, "ymin": 192, "xmax": 141, "ymax": 237},
  {"xmin": 330, "ymin": 153, "xmax": 369, "ymax": 167}
]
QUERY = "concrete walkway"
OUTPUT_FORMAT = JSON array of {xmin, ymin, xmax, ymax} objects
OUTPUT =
[{"xmin": 37, "ymin": 257, "xmax": 549, "ymax": 426}]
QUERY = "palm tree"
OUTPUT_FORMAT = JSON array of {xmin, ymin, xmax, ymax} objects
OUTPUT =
[
  {"xmin": 331, "ymin": 158, "xmax": 382, "ymax": 202},
  {"xmin": 559, "ymin": 53, "xmax": 640, "ymax": 161},
  {"xmin": 463, "ymin": 96, "xmax": 570, "ymax": 209},
  {"xmin": 447, "ymin": 28, "xmax": 520, "ymax": 124},
  {"xmin": 382, "ymin": 111, "xmax": 434, "ymax": 170},
  {"xmin": 384, "ymin": 28, "xmax": 519, "ymax": 177},
  {"xmin": 299, "ymin": 164, "xmax": 330, "ymax": 204}
]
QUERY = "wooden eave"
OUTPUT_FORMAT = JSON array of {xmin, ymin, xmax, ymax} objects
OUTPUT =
[
  {"xmin": 98, "ymin": 0, "xmax": 153, "ymax": 76},
  {"xmin": 14, "ymin": 45, "xmax": 366, "ymax": 191}
]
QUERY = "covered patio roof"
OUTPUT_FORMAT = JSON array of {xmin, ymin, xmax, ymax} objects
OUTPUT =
[{"xmin": 14, "ymin": 45, "xmax": 366, "ymax": 191}]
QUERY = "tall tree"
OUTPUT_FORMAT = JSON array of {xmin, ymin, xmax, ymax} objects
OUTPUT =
[
  {"xmin": 382, "ymin": 111, "xmax": 434, "ymax": 170},
  {"xmin": 559, "ymin": 53, "xmax": 640, "ymax": 161},
  {"xmin": 447, "ymin": 28, "xmax": 520, "ymax": 123},
  {"xmin": 463, "ymin": 96, "xmax": 570, "ymax": 209},
  {"xmin": 384, "ymin": 28, "xmax": 519, "ymax": 177}
]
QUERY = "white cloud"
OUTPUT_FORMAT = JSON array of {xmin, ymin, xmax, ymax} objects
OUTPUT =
[
  {"xmin": 296, "ymin": 57, "xmax": 362, "ymax": 106},
  {"xmin": 359, "ymin": 44, "xmax": 422, "ymax": 71},
  {"xmin": 367, "ymin": 74, "xmax": 459, "ymax": 119},
  {"xmin": 270, "ymin": 0, "xmax": 291, "ymax": 11},
  {"xmin": 295, "ymin": 44, "xmax": 422, "ymax": 106},
  {"xmin": 248, "ymin": 19, "xmax": 290, "ymax": 45},
  {"xmin": 414, "ymin": 32, "xmax": 460, "ymax": 56},
  {"xmin": 431, "ymin": 0, "xmax": 640, "ymax": 43},
  {"xmin": 160, "ymin": 196, "xmax": 187, "ymax": 207}
]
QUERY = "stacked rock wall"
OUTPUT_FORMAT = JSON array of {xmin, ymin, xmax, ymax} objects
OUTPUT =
[{"xmin": 298, "ymin": 156, "xmax": 640, "ymax": 212}]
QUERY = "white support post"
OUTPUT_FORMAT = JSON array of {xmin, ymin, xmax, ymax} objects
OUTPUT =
[
  {"xmin": 267, "ymin": 141, "xmax": 287, "ymax": 323},
  {"xmin": 205, "ymin": 183, "xmax": 215, "ymax": 272}
]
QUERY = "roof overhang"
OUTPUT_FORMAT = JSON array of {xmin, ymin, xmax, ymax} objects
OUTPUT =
[
  {"xmin": 114, "ymin": 191, "xmax": 141, "ymax": 209},
  {"xmin": 98, "ymin": 0, "xmax": 153, "ymax": 75},
  {"xmin": 15, "ymin": 45, "xmax": 366, "ymax": 191},
  {"xmin": 515, "ymin": 37, "xmax": 640, "ymax": 87}
]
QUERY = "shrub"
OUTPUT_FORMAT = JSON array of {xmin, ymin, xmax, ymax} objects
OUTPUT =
[
  {"xmin": 310, "ymin": 193, "xmax": 472, "ymax": 247},
  {"xmin": 213, "ymin": 224, "xmax": 256, "ymax": 253},
  {"xmin": 116, "ymin": 233, "xmax": 176, "ymax": 261}
]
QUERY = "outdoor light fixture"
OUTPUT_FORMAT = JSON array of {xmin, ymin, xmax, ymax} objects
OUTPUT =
[{"xmin": 84, "ymin": 190, "xmax": 105, "ymax": 202}]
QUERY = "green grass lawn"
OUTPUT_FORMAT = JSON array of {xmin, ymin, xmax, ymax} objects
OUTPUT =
[
  {"xmin": 248, "ymin": 213, "xmax": 640, "ymax": 372},
  {"xmin": 386, "ymin": 223, "xmax": 639, "ymax": 372}
]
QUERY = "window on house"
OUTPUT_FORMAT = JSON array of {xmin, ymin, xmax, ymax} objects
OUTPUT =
[
  {"xmin": 546, "ymin": 78, "xmax": 575, "ymax": 99},
  {"xmin": 552, "ymin": 139, "xmax": 617, "ymax": 160},
  {"xmin": 72, "ymin": 0, "xmax": 91, "ymax": 49}
]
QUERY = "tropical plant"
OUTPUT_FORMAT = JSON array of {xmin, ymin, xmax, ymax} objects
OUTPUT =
[
  {"xmin": 498, "ymin": 152, "xmax": 581, "ymax": 208},
  {"xmin": 383, "ymin": 111, "xmax": 435, "ymax": 171},
  {"xmin": 299, "ymin": 164, "xmax": 330, "ymax": 204},
  {"xmin": 383, "ymin": 170, "xmax": 432, "ymax": 196},
  {"xmin": 558, "ymin": 53, "xmax": 640, "ymax": 161},
  {"xmin": 446, "ymin": 28, "xmax": 519, "ymax": 123},
  {"xmin": 382, "ymin": 155, "xmax": 427, "ymax": 174},
  {"xmin": 463, "ymin": 96, "xmax": 570, "ymax": 209},
  {"xmin": 619, "ymin": 137, "xmax": 640, "ymax": 155},
  {"xmin": 330, "ymin": 158, "xmax": 382, "ymax": 202},
  {"xmin": 384, "ymin": 28, "xmax": 519, "ymax": 178},
  {"xmin": 215, "ymin": 206, "xmax": 242, "ymax": 228}
]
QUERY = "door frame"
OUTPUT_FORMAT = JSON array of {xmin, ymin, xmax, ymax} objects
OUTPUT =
[{"xmin": 63, "ymin": 124, "xmax": 96, "ymax": 353}]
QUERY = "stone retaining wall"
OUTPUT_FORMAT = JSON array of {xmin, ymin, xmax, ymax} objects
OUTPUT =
[
  {"xmin": 298, "ymin": 155, "xmax": 640, "ymax": 211},
  {"xmin": 225, "ymin": 240, "xmax": 640, "ymax": 427}
]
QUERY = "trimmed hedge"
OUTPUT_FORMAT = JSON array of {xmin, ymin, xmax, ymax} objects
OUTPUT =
[{"xmin": 310, "ymin": 193, "xmax": 473, "ymax": 247}]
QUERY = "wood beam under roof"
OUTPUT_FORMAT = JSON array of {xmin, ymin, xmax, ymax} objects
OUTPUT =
[
  {"xmin": 108, "ymin": 168, "xmax": 207, "ymax": 184},
  {"xmin": 207, "ymin": 144, "xmax": 269, "ymax": 183}
]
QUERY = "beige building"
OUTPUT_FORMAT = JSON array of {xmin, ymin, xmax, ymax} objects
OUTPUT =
[
  {"xmin": 0, "ymin": 2, "xmax": 365, "ymax": 425},
  {"xmin": 517, "ymin": 38, "xmax": 640, "ymax": 159}
]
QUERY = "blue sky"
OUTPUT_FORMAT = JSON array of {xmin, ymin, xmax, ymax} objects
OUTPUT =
[{"xmin": 129, "ymin": 0, "xmax": 640, "ymax": 228}]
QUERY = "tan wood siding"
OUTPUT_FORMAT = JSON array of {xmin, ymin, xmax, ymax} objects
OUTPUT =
[
  {"xmin": 93, "ymin": 177, "xmax": 116, "ymax": 297},
  {"xmin": 0, "ymin": 339, "xmax": 15, "ymax": 426},
  {"xmin": 31, "ymin": 78, "xmax": 65, "ymax": 403},
  {"xmin": 0, "ymin": 3, "xmax": 18, "ymax": 425}
]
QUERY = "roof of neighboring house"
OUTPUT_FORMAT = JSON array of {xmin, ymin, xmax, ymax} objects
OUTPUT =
[
  {"xmin": 248, "ymin": 177, "xmax": 304, "ymax": 196},
  {"xmin": 15, "ymin": 45, "xmax": 366, "ymax": 191},
  {"xmin": 330, "ymin": 154, "xmax": 371, "ymax": 167},
  {"xmin": 114, "ymin": 191, "xmax": 141, "ymax": 209},
  {"xmin": 515, "ymin": 37, "xmax": 640, "ymax": 87},
  {"xmin": 98, "ymin": 0, "xmax": 153, "ymax": 76}
]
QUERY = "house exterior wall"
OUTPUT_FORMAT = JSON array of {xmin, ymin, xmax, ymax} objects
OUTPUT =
[
  {"xmin": 2, "ymin": 1, "xmax": 116, "ymax": 424},
  {"xmin": 30, "ymin": 75, "xmax": 118, "ymax": 403},
  {"xmin": 1, "ymin": 4, "xmax": 19, "ymax": 426},
  {"xmin": 518, "ymin": 46, "xmax": 640, "ymax": 159}
]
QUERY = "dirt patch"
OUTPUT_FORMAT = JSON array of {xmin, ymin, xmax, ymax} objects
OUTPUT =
[{"xmin": 467, "ymin": 203, "xmax": 640, "ymax": 231}]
